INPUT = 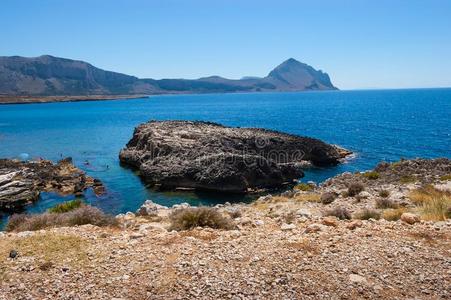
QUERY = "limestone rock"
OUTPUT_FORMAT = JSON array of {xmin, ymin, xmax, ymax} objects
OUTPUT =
[{"xmin": 119, "ymin": 121, "xmax": 351, "ymax": 193}]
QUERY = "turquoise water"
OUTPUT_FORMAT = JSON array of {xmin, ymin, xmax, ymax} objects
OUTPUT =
[{"xmin": 0, "ymin": 89, "xmax": 450, "ymax": 224}]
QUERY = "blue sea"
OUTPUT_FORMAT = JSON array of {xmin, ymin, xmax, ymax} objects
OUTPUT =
[{"xmin": 0, "ymin": 89, "xmax": 450, "ymax": 226}]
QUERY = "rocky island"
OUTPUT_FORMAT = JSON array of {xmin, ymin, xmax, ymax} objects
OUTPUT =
[
  {"xmin": 0, "ymin": 158, "xmax": 104, "ymax": 212},
  {"xmin": 119, "ymin": 121, "xmax": 351, "ymax": 193}
]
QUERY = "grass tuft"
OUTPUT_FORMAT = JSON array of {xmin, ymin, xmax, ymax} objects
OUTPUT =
[
  {"xmin": 382, "ymin": 208, "xmax": 407, "ymax": 221},
  {"xmin": 169, "ymin": 207, "xmax": 234, "ymax": 231},
  {"xmin": 354, "ymin": 208, "xmax": 381, "ymax": 220},
  {"xmin": 294, "ymin": 183, "xmax": 313, "ymax": 192},
  {"xmin": 439, "ymin": 174, "xmax": 451, "ymax": 181},
  {"xmin": 362, "ymin": 171, "xmax": 380, "ymax": 180}
]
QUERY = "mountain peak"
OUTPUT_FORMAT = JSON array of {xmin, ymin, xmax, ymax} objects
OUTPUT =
[{"xmin": 266, "ymin": 58, "xmax": 336, "ymax": 90}]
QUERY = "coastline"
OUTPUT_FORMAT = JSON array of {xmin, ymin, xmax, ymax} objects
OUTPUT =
[{"xmin": 0, "ymin": 94, "xmax": 149, "ymax": 105}]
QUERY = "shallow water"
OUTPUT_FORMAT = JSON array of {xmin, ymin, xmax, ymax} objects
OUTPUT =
[{"xmin": 0, "ymin": 89, "xmax": 450, "ymax": 226}]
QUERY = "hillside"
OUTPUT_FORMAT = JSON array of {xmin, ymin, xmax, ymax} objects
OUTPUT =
[{"xmin": 0, "ymin": 56, "xmax": 337, "ymax": 102}]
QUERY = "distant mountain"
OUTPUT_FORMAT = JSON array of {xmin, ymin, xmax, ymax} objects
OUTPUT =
[{"xmin": 0, "ymin": 55, "xmax": 337, "ymax": 98}]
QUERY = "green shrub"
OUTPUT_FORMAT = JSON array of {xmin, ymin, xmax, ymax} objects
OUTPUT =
[
  {"xmin": 324, "ymin": 207, "xmax": 351, "ymax": 220},
  {"xmin": 347, "ymin": 182, "xmax": 365, "ymax": 197},
  {"xmin": 6, "ymin": 206, "xmax": 117, "ymax": 232},
  {"xmin": 354, "ymin": 209, "xmax": 381, "ymax": 220},
  {"xmin": 169, "ymin": 207, "xmax": 234, "ymax": 231},
  {"xmin": 48, "ymin": 199, "xmax": 83, "ymax": 213},
  {"xmin": 362, "ymin": 171, "xmax": 379, "ymax": 180},
  {"xmin": 294, "ymin": 183, "xmax": 313, "ymax": 192},
  {"xmin": 375, "ymin": 198, "xmax": 398, "ymax": 209}
]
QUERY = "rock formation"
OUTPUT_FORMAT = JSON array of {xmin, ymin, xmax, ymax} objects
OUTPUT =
[
  {"xmin": 119, "ymin": 121, "xmax": 351, "ymax": 193},
  {"xmin": 0, "ymin": 158, "xmax": 104, "ymax": 212}
]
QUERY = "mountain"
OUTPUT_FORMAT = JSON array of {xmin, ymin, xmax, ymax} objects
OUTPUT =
[{"xmin": 0, "ymin": 56, "xmax": 337, "ymax": 99}]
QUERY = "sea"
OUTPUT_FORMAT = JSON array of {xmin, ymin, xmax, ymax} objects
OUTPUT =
[{"xmin": 1, "ymin": 88, "xmax": 450, "ymax": 227}]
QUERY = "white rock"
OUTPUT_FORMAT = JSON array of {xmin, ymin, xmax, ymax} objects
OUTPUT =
[
  {"xmin": 296, "ymin": 209, "xmax": 312, "ymax": 218},
  {"xmin": 359, "ymin": 191, "xmax": 371, "ymax": 198},
  {"xmin": 349, "ymin": 274, "xmax": 367, "ymax": 284},
  {"xmin": 254, "ymin": 220, "xmax": 264, "ymax": 226},
  {"xmin": 280, "ymin": 223, "xmax": 296, "ymax": 231}
]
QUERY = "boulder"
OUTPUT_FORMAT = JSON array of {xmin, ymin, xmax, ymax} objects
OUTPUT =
[
  {"xmin": 401, "ymin": 213, "xmax": 420, "ymax": 225},
  {"xmin": 119, "ymin": 121, "xmax": 351, "ymax": 193}
]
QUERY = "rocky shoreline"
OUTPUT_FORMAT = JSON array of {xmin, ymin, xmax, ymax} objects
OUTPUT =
[
  {"xmin": 119, "ymin": 120, "xmax": 351, "ymax": 193},
  {"xmin": 0, "ymin": 95, "xmax": 149, "ymax": 105},
  {"xmin": 0, "ymin": 158, "xmax": 104, "ymax": 212},
  {"xmin": 0, "ymin": 158, "xmax": 449, "ymax": 299}
]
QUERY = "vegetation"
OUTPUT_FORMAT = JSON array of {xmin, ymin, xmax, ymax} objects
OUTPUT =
[
  {"xmin": 6, "ymin": 206, "xmax": 117, "ymax": 232},
  {"xmin": 409, "ymin": 186, "xmax": 451, "ymax": 221},
  {"xmin": 294, "ymin": 193, "xmax": 321, "ymax": 203},
  {"xmin": 169, "ymin": 207, "xmax": 234, "ymax": 231},
  {"xmin": 378, "ymin": 189, "xmax": 390, "ymax": 198},
  {"xmin": 293, "ymin": 183, "xmax": 313, "ymax": 192},
  {"xmin": 320, "ymin": 192, "xmax": 337, "ymax": 204},
  {"xmin": 375, "ymin": 198, "xmax": 399, "ymax": 209},
  {"xmin": 439, "ymin": 174, "xmax": 451, "ymax": 181},
  {"xmin": 382, "ymin": 208, "xmax": 407, "ymax": 221},
  {"xmin": 354, "ymin": 209, "xmax": 381, "ymax": 220},
  {"xmin": 362, "ymin": 171, "xmax": 380, "ymax": 180},
  {"xmin": 399, "ymin": 175, "xmax": 416, "ymax": 184},
  {"xmin": 347, "ymin": 182, "xmax": 365, "ymax": 197},
  {"xmin": 324, "ymin": 207, "xmax": 351, "ymax": 220},
  {"xmin": 48, "ymin": 199, "xmax": 83, "ymax": 213}
]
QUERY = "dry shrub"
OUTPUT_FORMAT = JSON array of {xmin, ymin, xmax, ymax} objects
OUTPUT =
[
  {"xmin": 440, "ymin": 174, "xmax": 451, "ymax": 181},
  {"xmin": 354, "ymin": 209, "xmax": 381, "ymax": 220},
  {"xmin": 169, "ymin": 207, "xmax": 234, "ymax": 231},
  {"xmin": 347, "ymin": 182, "xmax": 365, "ymax": 197},
  {"xmin": 227, "ymin": 209, "xmax": 242, "ymax": 219},
  {"xmin": 324, "ymin": 207, "xmax": 351, "ymax": 220},
  {"xmin": 375, "ymin": 198, "xmax": 399, "ymax": 209},
  {"xmin": 6, "ymin": 206, "xmax": 118, "ymax": 232},
  {"xmin": 399, "ymin": 175, "xmax": 416, "ymax": 184},
  {"xmin": 283, "ymin": 211, "xmax": 296, "ymax": 224},
  {"xmin": 382, "ymin": 208, "xmax": 407, "ymax": 221},
  {"xmin": 320, "ymin": 192, "xmax": 337, "ymax": 204},
  {"xmin": 378, "ymin": 190, "xmax": 390, "ymax": 198}
]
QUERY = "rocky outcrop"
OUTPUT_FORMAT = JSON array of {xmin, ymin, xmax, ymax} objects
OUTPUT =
[
  {"xmin": 119, "ymin": 121, "xmax": 351, "ymax": 193},
  {"xmin": 0, "ymin": 158, "xmax": 104, "ymax": 212}
]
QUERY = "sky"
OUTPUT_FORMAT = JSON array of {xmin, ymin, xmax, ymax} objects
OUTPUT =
[{"xmin": 1, "ymin": 0, "xmax": 451, "ymax": 90}]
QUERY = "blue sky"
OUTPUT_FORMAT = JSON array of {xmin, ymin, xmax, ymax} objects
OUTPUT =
[{"xmin": 1, "ymin": 0, "xmax": 450, "ymax": 89}]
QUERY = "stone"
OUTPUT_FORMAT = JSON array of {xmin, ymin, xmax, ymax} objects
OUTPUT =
[
  {"xmin": 305, "ymin": 223, "xmax": 325, "ymax": 233},
  {"xmin": 349, "ymin": 274, "xmax": 367, "ymax": 284},
  {"xmin": 346, "ymin": 220, "xmax": 363, "ymax": 230},
  {"xmin": 401, "ymin": 213, "xmax": 420, "ymax": 225},
  {"xmin": 296, "ymin": 209, "xmax": 312, "ymax": 218},
  {"xmin": 9, "ymin": 250, "xmax": 18, "ymax": 259},
  {"xmin": 359, "ymin": 191, "xmax": 371, "ymax": 198},
  {"xmin": 119, "ymin": 121, "xmax": 351, "ymax": 193},
  {"xmin": 280, "ymin": 223, "xmax": 296, "ymax": 231},
  {"xmin": 322, "ymin": 217, "xmax": 338, "ymax": 227}
]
